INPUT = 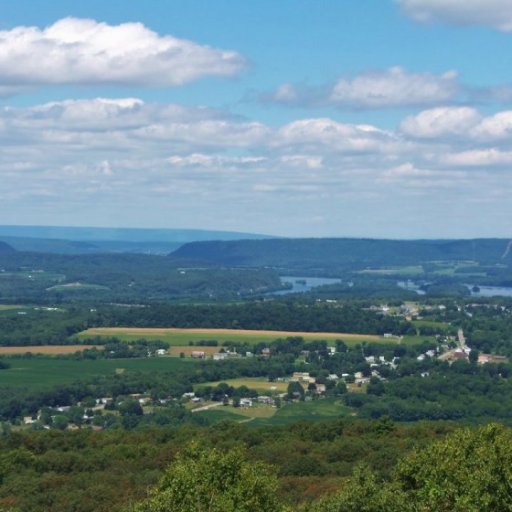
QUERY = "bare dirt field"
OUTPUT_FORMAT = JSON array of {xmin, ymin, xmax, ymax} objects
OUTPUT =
[{"xmin": 0, "ymin": 345, "xmax": 100, "ymax": 355}]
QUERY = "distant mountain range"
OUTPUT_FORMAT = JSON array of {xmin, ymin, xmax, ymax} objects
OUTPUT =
[
  {"xmin": 169, "ymin": 238, "xmax": 512, "ymax": 271},
  {"xmin": 0, "ymin": 226, "xmax": 275, "ymax": 254},
  {"xmin": 0, "ymin": 241, "xmax": 14, "ymax": 253}
]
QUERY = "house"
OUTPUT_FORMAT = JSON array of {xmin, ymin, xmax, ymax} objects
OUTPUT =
[
  {"xmin": 239, "ymin": 398, "xmax": 253, "ymax": 407},
  {"xmin": 257, "ymin": 396, "xmax": 274, "ymax": 405},
  {"xmin": 156, "ymin": 349, "xmax": 167, "ymax": 356},
  {"xmin": 213, "ymin": 352, "xmax": 228, "ymax": 361},
  {"xmin": 191, "ymin": 350, "xmax": 206, "ymax": 359},
  {"xmin": 261, "ymin": 348, "xmax": 271, "ymax": 358},
  {"xmin": 292, "ymin": 372, "xmax": 311, "ymax": 382}
]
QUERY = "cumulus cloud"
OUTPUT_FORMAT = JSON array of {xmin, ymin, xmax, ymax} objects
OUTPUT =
[
  {"xmin": 267, "ymin": 67, "xmax": 460, "ymax": 109},
  {"xmin": 0, "ymin": 17, "xmax": 245, "ymax": 93},
  {"xmin": 275, "ymin": 118, "xmax": 402, "ymax": 153},
  {"xmin": 400, "ymin": 107, "xmax": 482, "ymax": 139},
  {"xmin": 396, "ymin": 0, "xmax": 512, "ymax": 31},
  {"xmin": 330, "ymin": 67, "xmax": 459, "ymax": 108},
  {"xmin": 2, "ymin": 97, "xmax": 512, "ymax": 236},
  {"xmin": 443, "ymin": 149, "xmax": 512, "ymax": 167}
]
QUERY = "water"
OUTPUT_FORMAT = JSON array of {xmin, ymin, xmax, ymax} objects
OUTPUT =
[
  {"xmin": 466, "ymin": 285, "xmax": 512, "ymax": 297},
  {"xmin": 268, "ymin": 276, "xmax": 342, "ymax": 296},
  {"xmin": 397, "ymin": 280, "xmax": 512, "ymax": 297},
  {"xmin": 397, "ymin": 280, "xmax": 426, "ymax": 295}
]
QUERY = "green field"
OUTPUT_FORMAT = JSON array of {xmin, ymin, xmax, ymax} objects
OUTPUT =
[
  {"xmin": 196, "ymin": 397, "xmax": 350, "ymax": 426},
  {"xmin": 0, "ymin": 356, "xmax": 197, "ymax": 389},
  {"xmin": 47, "ymin": 283, "xmax": 110, "ymax": 292},
  {"xmin": 0, "ymin": 305, "xmax": 25, "ymax": 311},
  {"xmin": 359, "ymin": 265, "xmax": 424, "ymax": 276},
  {"xmin": 196, "ymin": 377, "xmax": 289, "ymax": 393},
  {"xmin": 76, "ymin": 327, "xmax": 385, "ymax": 347}
]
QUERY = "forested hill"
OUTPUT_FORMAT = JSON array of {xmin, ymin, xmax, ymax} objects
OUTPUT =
[
  {"xmin": 169, "ymin": 238, "xmax": 512, "ymax": 270},
  {"xmin": 0, "ymin": 241, "xmax": 15, "ymax": 253}
]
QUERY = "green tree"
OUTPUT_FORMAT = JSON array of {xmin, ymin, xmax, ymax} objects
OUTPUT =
[
  {"xmin": 131, "ymin": 444, "xmax": 286, "ymax": 512},
  {"xmin": 396, "ymin": 423, "xmax": 512, "ymax": 512}
]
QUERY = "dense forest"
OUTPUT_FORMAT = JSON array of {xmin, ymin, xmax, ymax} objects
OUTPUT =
[{"xmin": 0, "ymin": 251, "xmax": 282, "ymax": 302}]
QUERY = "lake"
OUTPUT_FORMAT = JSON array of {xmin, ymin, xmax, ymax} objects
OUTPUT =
[
  {"xmin": 466, "ymin": 285, "xmax": 512, "ymax": 297},
  {"xmin": 268, "ymin": 276, "xmax": 342, "ymax": 296}
]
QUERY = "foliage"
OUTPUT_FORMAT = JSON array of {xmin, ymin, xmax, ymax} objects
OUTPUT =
[
  {"xmin": 308, "ymin": 423, "xmax": 512, "ymax": 512},
  {"xmin": 130, "ymin": 444, "xmax": 285, "ymax": 512}
]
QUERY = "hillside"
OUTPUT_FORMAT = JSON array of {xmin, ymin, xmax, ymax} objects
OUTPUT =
[
  {"xmin": 0, "ymin": 226, "xmax": 275, "ymax": 253},
  {"xmin": 169, "ymin": 238, "xmax": 512, "ymax": 271},
  {"xmin": 0, "ymin": 251, "xmax": 281, "ymax": 302},
  {"xmin": 0, "ymin": 240, "xmax": 15, "ymax": 253}
]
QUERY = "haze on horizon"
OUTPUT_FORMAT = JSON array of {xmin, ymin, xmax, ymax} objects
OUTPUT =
[{"xmin": 1, "ymin": 0, "xmax": 512, "ymax": 239}]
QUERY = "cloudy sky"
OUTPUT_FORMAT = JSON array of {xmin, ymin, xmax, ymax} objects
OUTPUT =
[{"xmin": 1, "ymin": 0, "xmax": 512, "ymax": 238}]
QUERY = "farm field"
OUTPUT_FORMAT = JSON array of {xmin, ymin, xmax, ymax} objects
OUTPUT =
[
  {"xmin": 196, "ymin": 377, "xmax": 289, "ymax": 393},
  {"xmin": 0, "ymin": 305, "xmax": 25, "ymax": 311},
  {"xmin": 0, "ymin": 356, "xmax": 197, "ymax": 389},
  {"xmin": 77, "ymin": 327, "xmax": 384, "ymax": 346},
  {"xmin": 196, "ymin": 397, "xmax": 350, "ymax": 426},
  {"xmin": 0, "ymin": 345, "xmax": 100, "ymax": 355},
  {"xmin": 47, "ymin": 282, "xmax": 109, "ymax": 291}
]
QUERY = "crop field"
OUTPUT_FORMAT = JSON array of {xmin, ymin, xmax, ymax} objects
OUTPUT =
[
  {"xmin": 0, "ymin": 305, "xmax": 25, "ymax": 311},
  {"xmin": 0, "ymin": 356, "xmax": 197, "ymax": 389},
  {"xmin": 196, "ymin": 397, "xmax": 350, "ymax": 426},
  {"xmin": 0, "ymin": 345, "xmax": 100, "ymax": 355},
  {"xmin": 77, "ymin": 327, "xmax": 383, "ymax": 346},
  {"xmin": 196, "ymin": 377, "xmax": 289, "ymax": 393},
  {"xmin": 47, "ymin": 282, "xmax": 109, "ymax": 291}
]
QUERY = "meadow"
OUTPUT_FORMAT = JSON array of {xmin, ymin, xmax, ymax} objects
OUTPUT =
[
  {"xmin": 0, "ymin": 356, "xmax": 197, "ymax": 389},
  {"xmin": 77, "ymin": 327, "xmax": 384, "ymax": 346},
  {"xmin": 195, "ymin": 397, "xmax": 350, "ymax": 426},
  {"xmin": 0, "ymin": 345, "xmax": 100, "ymax": 355},
  {"xmin": 195, "ymin": 377, "xmax": 289, "ymax": 393}
]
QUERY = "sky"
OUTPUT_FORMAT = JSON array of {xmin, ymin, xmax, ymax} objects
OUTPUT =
[{"xmin": 1, "ymin": 0, "xmax": 512, "ymax": 238}]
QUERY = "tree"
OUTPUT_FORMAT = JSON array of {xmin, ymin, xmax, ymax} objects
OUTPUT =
[
  {"xmin": 309, "ymin": 423, "xmax": 512, "ymax": 512},
  {"xmin": 396, "ymin": 423, "xmax": 512, "ymax": 511},
  {"xmin": 131, "ymin": 444, "xmax": 286, "ymax": 512},
  {"xmin": 287, "ymin": 381, "xmax": 305, "ymax": 401}
]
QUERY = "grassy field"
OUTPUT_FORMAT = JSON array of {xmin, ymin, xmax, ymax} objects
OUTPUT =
[
  {"xmin": 47, "ymin": 282, "xmax": 109, "ymax": 291},
  {"xmin": 195, "ymin": 377, "xmax": 289, "ymax": 393},
  {"xmin": 77, "ymin": 327, "xmax": 384, "ymax": 346},
  {"xmin": 196, "ymin": 397, "xmax": 351, "ymax": 426},
  {"xmin": 0, "ymin": 345, "xmax": 100, "ymax": 355},
  {"xmin": 0, "ymin": 305, "xmax": 25, "ymax": 311},
  {"xmin": 359, "ymin": 266, "xmax": 424, "ymax": 276},
  {"xmin": 0, "ymin": 356, "xmax": 197, "ymax": 389}
]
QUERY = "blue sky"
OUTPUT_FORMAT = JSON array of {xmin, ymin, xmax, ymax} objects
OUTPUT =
[{"xmin": 1, "ymin": 0, "xmax": 512, "ymax": 238}]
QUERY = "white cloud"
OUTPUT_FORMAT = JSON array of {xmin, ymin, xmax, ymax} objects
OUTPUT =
[
  {"xmin": 267, "ymin": 67, "xmax": 460, "ymax": 109},
  {"xmin": 275, "ymin": 118, "xmax": 402, "ymax": 153},
  {"xmin": 0, "ymin": 17, "xmax": 245, "ymax": 93},
  {"xmin": 400, "ymin": 107, "xmax": 482, "ymax": 139},
  {"xmin": 273, "ymin": 84, "xmax": 300, "ymax": 103},
  {"xmin": 471, "ymin": 111, "xmax": 512, "ymax": 141},
  {"xmin": 330, "ymin": 67, "xmax": 459, "ymax": 108},
  {"xmin": 2, "ymin": 97, "xmax": 512, "ymax": 237},
  {"xmin": 396, "ymin": 0, "xmax": 512, "ymax": 31},
  {"xmin": 443, "ymin": 149, "xmax": 512, "ymax": 167}
]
